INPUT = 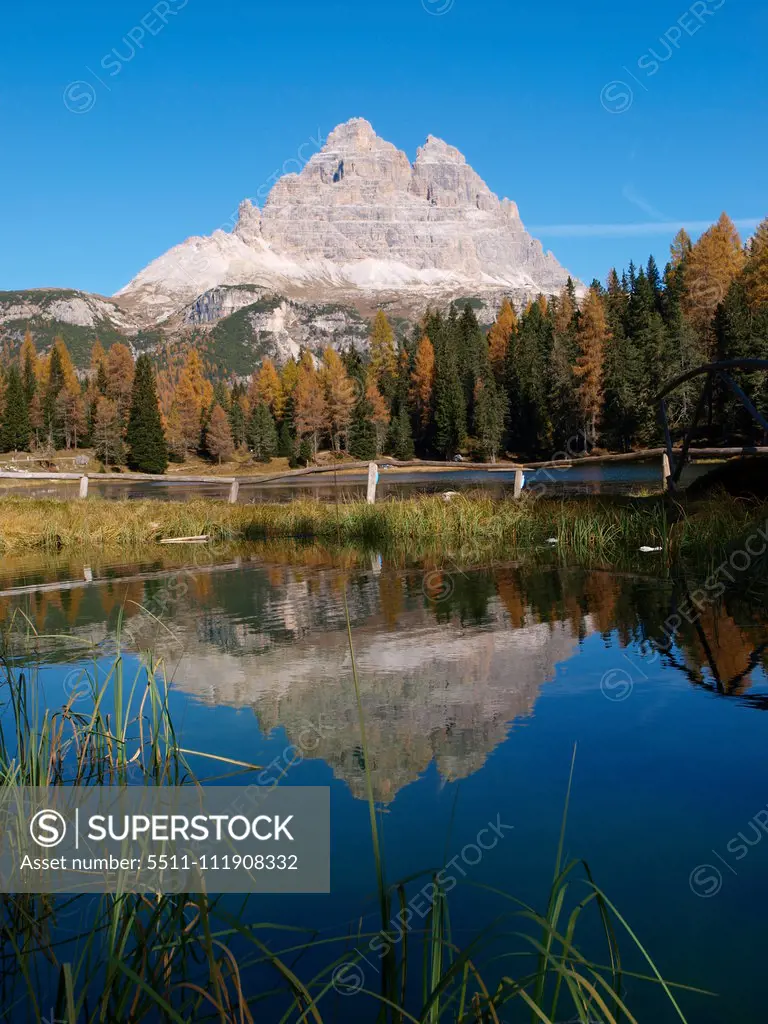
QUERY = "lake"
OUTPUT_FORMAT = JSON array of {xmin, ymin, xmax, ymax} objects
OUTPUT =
[
  {"xmin": 0, "ymin": 458, "xmax": 712, "ymax": 504},
  {"xmin": 0, "ymin": 541, "xmax": 765, "ymax": 1022}
]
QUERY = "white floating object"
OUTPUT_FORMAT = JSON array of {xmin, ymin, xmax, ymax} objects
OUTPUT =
[
  {"xmin": 546, "ymin": 537, "xmax": 559, "ymax": 545},
  {"xmin": 639, "ymin": 546, "xmax": 663, "ymax": 553}
]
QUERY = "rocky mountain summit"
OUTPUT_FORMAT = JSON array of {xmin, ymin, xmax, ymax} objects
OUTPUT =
[
  {"xmin": 117, "ymin": 118, "xmax": 578, "ymax": 326},
  {"xmin": 2, "ymin": 120, "xmax": 580, "ymax": 372}
]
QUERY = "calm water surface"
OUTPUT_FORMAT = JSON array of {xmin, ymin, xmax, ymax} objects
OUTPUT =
[
  {"xmin": 1, "ymin": 543, "xmax": 766, "ymax": 1022},
  {"xmin": 0, "ymin": 459, "xmax": 712, "ymax": 503}
]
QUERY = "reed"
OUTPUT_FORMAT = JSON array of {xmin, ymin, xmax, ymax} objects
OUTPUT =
[{"xmin": 0, "ymin": 493, "xmax": 766, "ymax": 568}]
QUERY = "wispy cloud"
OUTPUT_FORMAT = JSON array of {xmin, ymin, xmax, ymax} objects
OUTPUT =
[
  {"xmin": 621, "ymin": 184, "xmax": 667, "ymax": 222},
  {"xmin": 528, "ymin": 219, "xmax": 762, "ymax": 239}
]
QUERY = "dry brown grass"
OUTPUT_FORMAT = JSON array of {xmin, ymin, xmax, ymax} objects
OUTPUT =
[{"xmin": 0, "ymin": 492, "xmax": 765, "ymax": 570}]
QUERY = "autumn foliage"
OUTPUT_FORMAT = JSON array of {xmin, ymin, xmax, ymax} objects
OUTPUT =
[{"xmin": 1, "ymin": 213, "xmax": 766, "ymax": 469}]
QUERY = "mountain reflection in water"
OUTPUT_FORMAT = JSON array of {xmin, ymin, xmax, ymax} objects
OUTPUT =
[{"xmin": 2, "ymin": 543, "xmax": 766, "ymax": 803}]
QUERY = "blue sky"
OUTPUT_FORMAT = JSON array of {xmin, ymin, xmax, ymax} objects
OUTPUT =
[{"xmin": 0, "ymin": 0, "xmax": 764, "ymax": 296}]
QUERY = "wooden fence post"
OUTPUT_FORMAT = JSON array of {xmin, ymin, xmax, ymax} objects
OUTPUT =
[
  {"xmin": 367, "ymin": 463, "xmax": 379, "ymax": 505},
  {"xmin": 79, "ymin": 476, "xmax": 89, "ymax": 499},
  {"xmin": 228, "ymin": 480, "xmax": 240, "ymax": 504},
  {"xmin": 514, "ymin": 469, "xmax": 525, "ymax": 499}
]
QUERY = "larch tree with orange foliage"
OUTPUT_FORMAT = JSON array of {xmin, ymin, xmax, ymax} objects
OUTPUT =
[
  {"xmin": 105, "ymin": 343, "xmax": 135, "ymax": 422},
  {"xmin": 574, "ymin": 287, "xmax": 609, "ymax": 446},
  {"xmin": 293, "ymin": 359, "xmax": 327, "ymax": 460},
  {"xmin": 409, "ymin": 335, "xmax": 435, "ymax": 433},
  {"xmin": 744, "ymin": 217, "xmax": 768, "ymax": 311},
  {"xmin": 368, "ymin": 310, "xmax": 398, "ymax": 393},
  {"xmin": 487, "ymin": 299, "xmax": 517, "ymax": 379},
  {"xmin": 683, "ymin": 213, "xmax": 745, "ymax": 348},
  {"xmin": 170, "ymin": 349, "xmax": 214, "ymax": 456},
  {"xmin": 366, "ymin": 379, "xmax": 391, "ymax": 454},
  {"xmin": 280, "ymin": 358, "xmax": 300, "ymax": 401},
  {"xmin": 321, "ymin": 348, "xmax": 357, "ymax": 452},
  {"xmin": 93, "ymin": 396, "xmax": 124, "ymax": 465},
  {"xmin": 206, "ymin": 404, "xmax": 235, "ymax": 464},
  {"xmin": 249, "ymin": 358, "xmax": 285, "ymax": 419},
  {"xmin": 40, "ymin": 337, "xmax": 81, "ymax": 449}
]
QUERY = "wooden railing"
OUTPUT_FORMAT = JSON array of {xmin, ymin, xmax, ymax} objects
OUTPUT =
[
  {"xmin": 1, "ymin": 447, "xmax": 766, "ymax": 503},
  {"xmin": 657, "ymin": 358, "xmax": 768, "ymax": 491}
]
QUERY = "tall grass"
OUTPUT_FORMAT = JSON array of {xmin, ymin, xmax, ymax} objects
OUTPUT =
[{"xmin": 0, "ymin": 493, "xmax": 766, "ymax": 569}]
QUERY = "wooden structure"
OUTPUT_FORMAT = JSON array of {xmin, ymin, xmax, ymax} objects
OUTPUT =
[
  {"xmin": 3, "ymin": 443, "xmax": 768, "ymax": 503},
  {"xmin": 657, "ymin": 358, "xmax": 768, "ymax": 492}
]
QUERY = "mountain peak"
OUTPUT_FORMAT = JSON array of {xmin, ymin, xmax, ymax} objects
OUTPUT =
[
  {"xmin": 416, "ymin": 135, "xmax": 466, "ymax": 166},
  {"xmin": 323, "ymin": 117, "xmax": 380, "ymax": 150},
  {"xmin": 117, "ymin": 119, "xmax": 580, "ymax": 326}
]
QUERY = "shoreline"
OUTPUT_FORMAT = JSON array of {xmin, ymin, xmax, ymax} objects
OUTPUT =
[{"xmin": 0, "ymin": 493, "xmax": 765, "ymax": 567}]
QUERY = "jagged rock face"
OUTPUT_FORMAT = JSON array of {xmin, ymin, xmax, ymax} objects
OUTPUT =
[
  {"xmin": 0, "ymin": 289, "xmax": 132, "ymax": 333},
  {"xmin": 116, "ymin": 118, "xmax": 579, "ymax": 327},
  {"xmin": 254, "ymin": 122, "xmax": 534, "ymax": 280},
  {"xmin": 184, "ymin": 286, "xmax": 266, "ymax": 325},
  {"xmin": 183, "ymin": 287, "xmax": 370, "ymax": 369}
]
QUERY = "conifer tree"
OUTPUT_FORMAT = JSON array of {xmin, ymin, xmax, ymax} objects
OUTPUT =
[
  {"xmin": 93, "ymin": 397, "xmax": 125, "ymax": 466},
  {"xmin": 348, "ymin": 396, "xmax": 378, "ymax": 461},
  {"xmin": 487, "ymin": 299, "xmax": 517, "ymax": 380},
  {"xmin": 0, "ymin": 365, "xmax": 31, "ymax": 452},
  {"xmin": 744, "ymin": 217, "xmax": 768, "ymax": 311},
  {"xmin": 126, "ymin": 355, "xmax": 168, "ymax": 474},
  {"xmin": 213, "ymin": 380, "xmax": 230, "ymax": 412},
  {"xmin": 280, "ymin": 358, "xmax": 300, "ymax": 401},
  {"xmin": 173, "ymin": 375, "xmax": 203, "ymax": 454},
  {"xmin": 682, "ymin": 213, "xmax": 745, "ymax": 351},
  {"xmin": 96, "ymin": 361, "xmax": 109, "ymax": 396},
  {"xmin": 409, "ymin": 335, "xmax": 435, "ymax": 445},
  {"xmin": 250, "ymin": 358, "xmax": 285, "ymax": 418},
  {"xmin": 573, "ymin": 288, "xmax": 609, "ymax": 446},
  {"xmin": 387, "ymin": 405, "xmax": 415, "ymax": 460},
  {"xmin": 646, "ymin": 255, "xmax": 663, "ymax": 311},
  {"xmin": 718, "ymin": 277, "xmax": 768, "ymax": 439},
  {"xmin": 365, "ymin": 379, "xmax": 390, "ymax": 454},
  {"xmin": 617, "ymin": 267, "xmax": 672, "ymax": 444},
  {"xmin": 90, "ymin": 339, "xmax": 108, "ymax": 375},
  {"xmin": 505, "ymin": 300, "xmax": 552, "ymax": 454},
  {"xmin": 228, "ymin": 390, "xmax": 247, "ymax": 449},
  {"xmin": 173, "ymin": 350, "xmax": 213, "ymax": 455},
  {"xmin": 661, "ymin": 261, "xmax": 705, "ymax": 431},
  {"xmin": 321, "ymin": 348, "xmax": 357, "ymax": 452},
  {"xmin": 206, "ymin": 404, "xmax": 234, "ymax": 464},
  {"xmin": 20, "ymin": 331, "xmax": 38, "ymax": 405},
  {"xmin": 431, "ymin": 310, "xmax": 467, "ymax": 458},
  {"xmin": 165, "ymin": 405, "xmax": 187, "ymax": 462},
  {"xmin": 602, "ymin": 269, "xmax": 642, "ymax": 450},
  {"xmin": 670, "ymin": 228, "xmax": 693, "ymax": 271},
  {"xmin": 247, "ymin": 402, "xmax": 279, "ymax": 462},
  {"xmin": 342, "ymin": 344, "xmax": 366, "ymax": 385},
  {"xmin": 547, "ymin": 284, "xmax": 580, "ymax": 448},
  {"xmin": 296, "ymin": 438, "xmax": 313, "ymax": 467},
  {"xmin": 278, "ymin": 418, "xmax": 296, "ymax": 460},
  {"xmin": 368, "ymin": 310, "xmax": 398, "ymax": 395},
  {"xmin": 106, "ymin": 343, "xmax": 136, "ymax": 422},
  {"xmin": 42, "ymin": 341, "xmax": 67, "ymax": 447},
  {"xmin": 293, "ymin": 360, "xmax": 327, "ymax": 460},
  {"xmin": 456, "ymin": 304, "xmax": 486, "ymax": 424},
  {"xmin": 57, "ymin": 385, "xmax": 86, "ymax": 450},
  {"xmin": 473, "ymin": 373, "xmax": 507, "ymax": 462}
]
